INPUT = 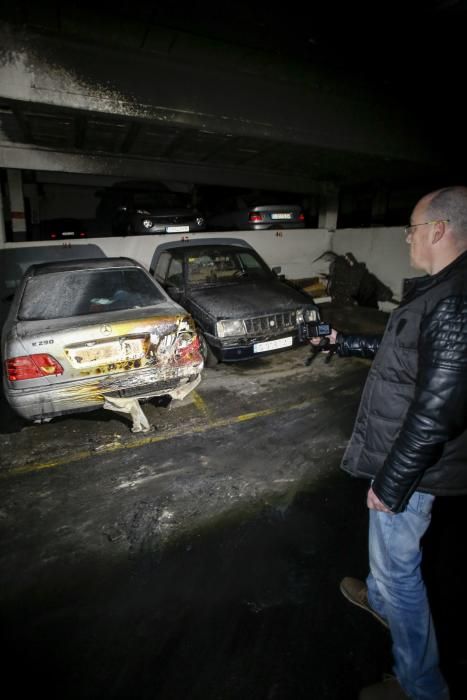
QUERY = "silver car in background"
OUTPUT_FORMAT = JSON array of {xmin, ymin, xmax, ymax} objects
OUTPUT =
[
  {"xmin": 206, "ymin": 191, "xmax": 305, "ymax": 230},
  {"xmin": 2, "ymin": 258, "xmax": 203, "ymax": 424}
]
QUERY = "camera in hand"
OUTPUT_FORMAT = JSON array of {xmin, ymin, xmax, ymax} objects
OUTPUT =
[
  {"xmin": 301, "ymin": 320, "xmax": 337, "ymax": 366},
  {"xmin": 308, "ymin": 321, "xmax": 332, "ymax": 338},
  {"xmin": 298, "ymin": 320, "xmax": 332, "ymax": 341}
]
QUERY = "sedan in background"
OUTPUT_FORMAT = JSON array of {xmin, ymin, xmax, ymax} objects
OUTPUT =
[
  {"xmin": 150, "ymin": 239, "xmax": 320, "ymax": 366},
  {"xmin": 39, "ymin": 218, "xmax": 88, "ymax": 240},
  {"xmin": 2, "ymin": 258, "xmax": 203, "ymax": 424},
  {"xmin": 206, "ymin": 191, "xmax": 305, "ymax": 230}
]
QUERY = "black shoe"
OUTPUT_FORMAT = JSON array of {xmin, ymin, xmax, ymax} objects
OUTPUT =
[
  {"xmin": 340, "ymin": 577, "xmax": 389, "ymax": 630},
  {"xmin": 359, "ymin": 674, "xmax": 410, "ymax": 699}
]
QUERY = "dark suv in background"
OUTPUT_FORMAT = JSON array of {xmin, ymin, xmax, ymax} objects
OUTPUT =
[{"xmin": 95, "ymin": 181, "xmax": 206, "ymax": 235}]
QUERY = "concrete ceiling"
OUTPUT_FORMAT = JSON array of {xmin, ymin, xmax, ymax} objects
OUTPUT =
[{"xmin": 1, "ymin": 0, "xmax": 466, "ymax": 195}]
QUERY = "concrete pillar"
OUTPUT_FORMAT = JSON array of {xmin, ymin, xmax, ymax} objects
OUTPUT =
[
  {"xmin": 23, "ymin": 183, "xmax": 41, "ymax": 240},
  {"xmin": 318, "ymin": 184, "xmax": 339, "ymax": 231},
  {"xmin": 0, "ymin": 183, "xmax": 6, "ymax": 244},
  {"xmin": 302, "ymin": 193, "xmax": 319, "ymax": 227},
  {"xmin": 7, "ymin": 169, "xmax": 27, "ymax": 241}
]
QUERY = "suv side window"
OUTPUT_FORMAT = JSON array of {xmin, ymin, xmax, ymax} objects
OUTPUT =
[
  {"xmin": 154, "ymin": 252, "xmax": 171, "ymax": 283},
  {"xmin": 166, "ymin": 253, "xmax": 184, "ymax": 287}
]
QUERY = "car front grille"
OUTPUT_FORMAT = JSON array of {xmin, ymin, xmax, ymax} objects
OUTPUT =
[{"xmin": 244, "ymin": 311, "xmax": 297, "ymax": 335}]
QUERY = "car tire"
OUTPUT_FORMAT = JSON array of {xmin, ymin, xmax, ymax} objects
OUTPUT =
[{"xmin": 199, "ymin": 333, "xmax": 219, "ymax": 368}]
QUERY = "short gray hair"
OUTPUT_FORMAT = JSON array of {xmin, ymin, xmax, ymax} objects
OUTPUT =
[{"xmin": 425, "ymin": 186, "xmax": 467, "ymax": 250}]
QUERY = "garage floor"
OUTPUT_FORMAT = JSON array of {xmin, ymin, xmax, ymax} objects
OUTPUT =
[{"xmin": 1, "ymin": 306, "xmax": 466, "ymax": 699}]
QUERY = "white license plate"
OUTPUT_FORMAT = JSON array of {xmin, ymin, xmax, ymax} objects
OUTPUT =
[
  {"xmin": 253, "ymin": 336, "xmax": 293, "ymax": 353},
  {"xmin": 271, "ymin": 213, "xmax": 292, "ymax": 220},
  {"xmin": 62, "ymin": 231, "xmax": 75, "ymax": 236},
  {"xmin": 167, "ymin": 225, "xmax": 190, "ymax": 233},
  {"xmin": 67, "ymin": 338, "xmax": 146, "ymax": 368}
]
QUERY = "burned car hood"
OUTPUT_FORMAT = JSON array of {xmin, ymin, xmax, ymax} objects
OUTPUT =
[{"xmin": 188, "ymin": 278, "xmax": 313, "ymax": 318}]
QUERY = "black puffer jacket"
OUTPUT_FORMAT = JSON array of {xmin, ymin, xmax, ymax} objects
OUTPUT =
[{"xmin": 338, "ymin": 250, "xmax": 467, "ymax": 512}]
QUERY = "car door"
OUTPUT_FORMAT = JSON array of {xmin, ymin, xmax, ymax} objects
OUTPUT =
[{"xmin": 153, "ymin": 250, "xmax": 211, "ymax": 334}]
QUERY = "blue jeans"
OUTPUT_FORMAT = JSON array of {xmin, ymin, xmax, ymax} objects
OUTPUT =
[{"xmin": 366, "ymin": 491, "xmax": 450, "ymax": 700}]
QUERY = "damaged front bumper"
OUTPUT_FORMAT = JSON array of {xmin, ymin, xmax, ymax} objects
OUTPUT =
[{"xmin": 209, "ymin": 330, "xmax": 302, "ymax": 362}]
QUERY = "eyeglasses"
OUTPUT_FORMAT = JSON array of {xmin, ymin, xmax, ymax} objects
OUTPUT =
[{"xmin": 404, "ymin": 219, "xmax": 450, "ymax": 235}]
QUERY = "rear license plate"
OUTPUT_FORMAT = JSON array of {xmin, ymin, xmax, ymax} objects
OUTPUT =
[
  {"xmin": 253, "ymin": 336, "xmax": 293, "ymax": 353},
  {"xmin": 271, "ymin": 213, "xmax": 292, "ymax": 220},
  {"xmin": 62, "ymin": 231, "xmax": 75, "ymax": 236},
  {"xmin": 67, "ymin": 338, "xmax": 146, "ymax": 368},
  {"xmin": 167, "ymin": 225, "xmax": 190, "ymax": 233}
]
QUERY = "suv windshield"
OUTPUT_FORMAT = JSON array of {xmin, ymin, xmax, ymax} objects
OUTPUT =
[
  {"xmin": 133, "ymin": 192, "xmax": 190, "ymax": 209},
  {"xmin": 19, "ymin": 268, "xmax": 165, "ymax": 320},
  {"xmin": 186, "ymin": 247, "xmax": 271, "ymax": 285}
]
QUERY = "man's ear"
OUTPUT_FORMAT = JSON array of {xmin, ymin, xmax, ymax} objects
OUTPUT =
[{"xmin": 432, "ymin": 222, "xmax": 446, "ymax": 244}]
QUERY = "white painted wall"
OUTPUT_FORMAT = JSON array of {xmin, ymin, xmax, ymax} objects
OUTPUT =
[
  {"xmin": 0, "ymin": 226, "xmax": 418, "ymax": 302},
  {"xmin": 0, "ymin": 228, "xmax": 333, "ymax": 281},
  {"xmin": 332, "ymin": 226, "xmax": 417, "ymax": 300}
]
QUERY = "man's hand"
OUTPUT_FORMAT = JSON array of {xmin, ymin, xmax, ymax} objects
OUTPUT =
[
  {"xmin": 309, "ymin": 327, "xmax": 338, "ymax": 347},
  {"xmin": 367, "ymin": 486, "xmax": 392, "ymax": 513}
]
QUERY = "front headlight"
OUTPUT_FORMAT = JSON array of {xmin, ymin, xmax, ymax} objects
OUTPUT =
[
  {"xmin": 196, "ymin": 217, "xmax": 205, "ymax": 226},
  {"xmin": 216, "ymin": 319, "xmax": 247, "ymax": 338},
  {"xmin": 142, "ymin": 219, "xmax": 153, "ymax": 229},
  {"xmin": 296, "ymin": 308, "xmax": 318, "ymax": 323}
]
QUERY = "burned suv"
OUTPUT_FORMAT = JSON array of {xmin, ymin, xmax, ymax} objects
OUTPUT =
[{"xmin": 150, "ymin": 238, "xmax": 320, "ymax": 366}]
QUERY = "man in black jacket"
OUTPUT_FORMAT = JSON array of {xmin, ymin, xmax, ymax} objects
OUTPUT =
[{"xmin": 319, "ymin": 186, "xmax": 467, "ymax": 699}]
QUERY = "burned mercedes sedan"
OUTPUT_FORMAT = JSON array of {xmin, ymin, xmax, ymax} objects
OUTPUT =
[
  {"xmin": 2, "ymin": 258, "xmax": 203, "ymax": 427},
  {"xmin": 150, "ymin": 239, "xmax": 321, "ymax": 366}
]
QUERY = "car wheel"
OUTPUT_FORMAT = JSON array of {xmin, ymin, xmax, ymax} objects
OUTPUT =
[{"xmin": 199, "ymin": 333, "xmax": 219, "ymax": 368}]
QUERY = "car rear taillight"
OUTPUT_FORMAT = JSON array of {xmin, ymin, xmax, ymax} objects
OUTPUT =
[
  {"xmin": 79, "ymin": 232, "xmax": 87, "ymax": 237},
  {"xmin": 6, "ymin": 354, "xmax": 64, "ymax": 381},
  {"xmin": 299, "ymin": 212, "xmax": 305, "ymax": 222},
  {"xmin": 174, "ymin": 334, "xmax": 201, "ymax": 363},
  {"xmin": 249, "ymin": 212, "xmax": 264, "ymax": 222},
  {"xmin": 50, "ymin": 232, "xmax": 57, "ymax": 239}
]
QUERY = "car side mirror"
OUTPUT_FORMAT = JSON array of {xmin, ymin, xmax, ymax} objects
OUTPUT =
[
  {"xmin": 272, "ymin": 266, "xmax": 282, "ymax": 275},
  {"xmin": 166, "ymin": 284, "xmax": 182, "ymax": 301}
]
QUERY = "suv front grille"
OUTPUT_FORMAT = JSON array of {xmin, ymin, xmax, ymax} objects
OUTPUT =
[
  {"xmin": 156, "ymin": 215, "xmax": 194, "ymax": 225},
  {"xmin": 244, "ymin": 311, "xmax": 297, "ymax": 335}
]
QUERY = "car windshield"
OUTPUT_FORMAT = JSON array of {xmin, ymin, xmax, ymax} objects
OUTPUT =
[
  {"xmin": 19, "ymin": 268, "xmax": 166, "ymax": 321},
  {"xmin": 186, "ymin": 247, "xmax": 271, "ymax": 286},
  {"xmin": 133, "ymin": 192, "xmax": 190, "ymax": 209}
]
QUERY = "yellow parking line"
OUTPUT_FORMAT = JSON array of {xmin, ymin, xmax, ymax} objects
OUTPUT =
[
  {"xmin": 191, "ymin": 390, "xmax": 214, "ymax": 423},
  {"xmin": 1, "ymin": 399, "xmax": 317, "ymax": 479}
]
